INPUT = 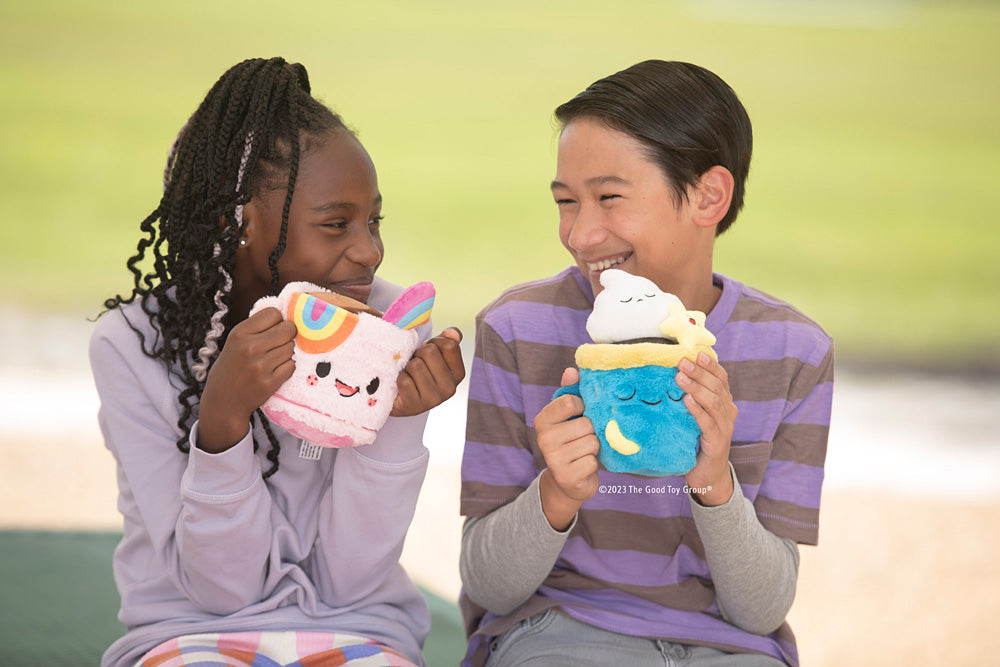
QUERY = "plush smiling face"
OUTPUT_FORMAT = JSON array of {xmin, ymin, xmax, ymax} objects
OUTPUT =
[
  {"xmin": 578, "ymin": 364, "xmax": 700, "ymax": 477},
  {"xmin": 250, "ymin": 280, "xmax": 433, "ymax": 447},
  {"xmin": 586, "ymin": 269, "xmax": 681, "ymax": 344}
]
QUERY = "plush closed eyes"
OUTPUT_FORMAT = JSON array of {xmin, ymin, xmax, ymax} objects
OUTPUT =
[{"xmin": 615, "ymin": 385, "xmax": 685, "ymax": 404}]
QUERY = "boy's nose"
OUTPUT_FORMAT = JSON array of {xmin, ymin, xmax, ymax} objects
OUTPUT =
[{"xmin": 566, "ymin": 206, "xmax": 608, "ymax": 252}]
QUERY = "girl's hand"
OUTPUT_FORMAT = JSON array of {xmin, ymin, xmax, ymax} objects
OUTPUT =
[
  {"xmin": 677, "ymin": 352, "xmax": 738, "ymax": 506},
  {"xmin": 391, "ymin": 328, "xmax": 466, "ymax": 417},
  {"xmin": 534, "ymin": 367, "xmax": 600, "ymax": 531},
  {"xmin": 197, "ymin": 308, "xmax": 297, "ymax": 454}
]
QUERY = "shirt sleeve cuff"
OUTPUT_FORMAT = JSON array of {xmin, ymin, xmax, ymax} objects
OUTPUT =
[
  {"xmin": 689, "ymin": 462, "xmax": 745, "ymax": 519},
  {"xmin": 183, "ymin": 421, "xmax": 262, "ymax": 498},
  {"xmin": 528, "ymin": 472, "xmax": 578, "ymax": 536}
]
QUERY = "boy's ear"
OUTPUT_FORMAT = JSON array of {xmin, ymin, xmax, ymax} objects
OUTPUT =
[{"xmin": 691, "ymin": 166, "xmax": 735, "ymax": 229}]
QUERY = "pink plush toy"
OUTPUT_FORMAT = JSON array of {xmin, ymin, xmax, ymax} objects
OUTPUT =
[{"xmin": 249, "ymin": 280, "xmax": 435, "ymax": 448}]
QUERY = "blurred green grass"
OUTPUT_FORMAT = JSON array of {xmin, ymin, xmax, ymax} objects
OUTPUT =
[{"xmin": 1, "ymin": 0, "xmax": 997, "ymax": 368}]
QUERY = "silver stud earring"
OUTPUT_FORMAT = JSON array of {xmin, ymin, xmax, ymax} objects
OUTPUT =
[{"xmin": 239, "ymin": 239, "xmax": 247, "ymax": 246}]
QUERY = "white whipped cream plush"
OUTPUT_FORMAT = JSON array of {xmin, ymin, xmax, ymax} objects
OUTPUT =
[
  {"xmin": 586, "ymin": 269, "xmax": 681, "ymax": 343},
  {"xmin": 249, "ymin": 280, "xmax": 435, "ymax": 448}
]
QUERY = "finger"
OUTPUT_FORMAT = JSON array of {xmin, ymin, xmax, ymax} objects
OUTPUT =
[
  {"xmin": 533, "ymin": 393, "xmax": 585, "ymax": 430},
  {"xmin": 420, "ymin": 335, "xmax": 465, "ymax": 384},
  {"xmin": 537, "ymin": 416, "xmax": 596, "ymax": 455},
  {"xmin": 242, "ymin": 307, "xmax": 285, "ymax": 333},
  {"xmin": 561, "ymin": 367, "xmax": 580, "ymax": 387},
  {"xmin": 261, "ymin": 339, "xmax": 297, "ymax": 375},
  {"xmin": 401, "ymin": 355, "xmax": 443, "ymax": 407},
  {"xmin": 438, "ymin": 327, "xmax": 463, "ymax": 343},
  {"xmin": 412, "ymin": 345, "xmax": 461, "ymax": 399},
  {"xmin": 677, "ymin": 355, "xmax": 727, "ymax": 395},
  {"xmin": 245, "ymin": 320, "xmax": 297, "ymax": 358},
  {"xmin": 392, "ymin": 372, "xmax": 418, "ymax": 415}
]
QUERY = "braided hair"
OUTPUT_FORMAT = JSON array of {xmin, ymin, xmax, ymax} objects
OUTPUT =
[{"xmin": 103, "ymin": 57, "xmax": 348, "ymax": 477}]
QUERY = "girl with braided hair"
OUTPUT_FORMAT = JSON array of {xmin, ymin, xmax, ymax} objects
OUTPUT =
[{"xmin": 91, "ymin": 57, "xmax": 464, "ymax": 667}]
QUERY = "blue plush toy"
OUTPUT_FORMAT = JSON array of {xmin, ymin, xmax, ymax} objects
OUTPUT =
[{"xmin": 554, "ymin": 270, "xmax": 717, "ymax": 477}]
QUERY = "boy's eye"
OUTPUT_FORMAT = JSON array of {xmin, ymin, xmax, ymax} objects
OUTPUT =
[
  {"xmin": 599, "ymin": 194, "xmax": 621, "ymax": 201},
  {"xmin": 555, "ymin": 199, "xmax": 576, "ymax": 206}
]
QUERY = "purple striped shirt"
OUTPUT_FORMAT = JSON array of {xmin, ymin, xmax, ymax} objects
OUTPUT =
[{"xmin": 459, "ymin": 267, "xmax": 833, "ymax": 666}]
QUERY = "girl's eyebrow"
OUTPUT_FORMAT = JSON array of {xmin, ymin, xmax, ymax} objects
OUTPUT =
[
  {"xmin": 312, "ymin": 193, "xmax": 382, "ymax": 213},
  {"xmin": 551, "ymin": 175, "xmax": 630, "ymax": 191}
]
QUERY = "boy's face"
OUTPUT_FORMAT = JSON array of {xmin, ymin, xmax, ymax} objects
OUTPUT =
[{"xmin": 552, "ymin": 118, "xmax": 702, "ymax": 297}]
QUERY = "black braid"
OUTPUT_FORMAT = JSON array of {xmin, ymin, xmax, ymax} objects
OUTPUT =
[{"xmin": 102, "ymin": 57, "xmax": 348, "ymax": 477}]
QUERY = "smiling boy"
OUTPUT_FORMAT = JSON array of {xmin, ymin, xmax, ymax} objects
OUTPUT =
[{"xmin": 459, "ymin": 61, "xmax": 834, "ymax": 667}]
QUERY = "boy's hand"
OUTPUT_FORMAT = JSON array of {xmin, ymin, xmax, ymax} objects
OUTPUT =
[
  {"xmin": 391, "ymin": 328, "xmax": 466, "ymax": 417},
  {"xmin": 677, "ymin": 352, "xmax": 738, "ymax": 506},
  {"xmin": 534, "ymin": 367, "xmax": 600, "ymax": 531},
  {"xmin": 197, "ymin": 308, "xmax": 297, "ymax": 454}
]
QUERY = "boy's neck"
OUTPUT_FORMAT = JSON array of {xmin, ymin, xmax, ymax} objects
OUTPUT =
[{"xmin": 681, "ymin": 275, "xmax": 722, "ymax": 316}]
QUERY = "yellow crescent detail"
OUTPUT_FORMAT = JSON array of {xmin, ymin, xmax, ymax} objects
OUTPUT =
[{"xmin": 605, "ymin": 419, "xmax": 641, "ymax": 456}]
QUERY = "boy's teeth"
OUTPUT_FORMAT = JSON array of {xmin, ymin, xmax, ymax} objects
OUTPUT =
[{"xmin": 589, "ymin": 256, "xmax": 625, "ymax": 271}]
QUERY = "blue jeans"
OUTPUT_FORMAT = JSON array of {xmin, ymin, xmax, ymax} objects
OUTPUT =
[{"xmin": 485, "ymin": 609, "xmax": 786, "ymax": 667}]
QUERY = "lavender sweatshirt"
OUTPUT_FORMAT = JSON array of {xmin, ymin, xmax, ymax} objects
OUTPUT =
[{"xmin": 91, "ymin": 277, "xmax": 432, "ymax": 667}]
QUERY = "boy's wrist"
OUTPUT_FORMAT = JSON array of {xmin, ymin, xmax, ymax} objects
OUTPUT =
[
  {"xmin": 688, "ymin": 464, "xmax": 735, "ymax": 507},
  {"xmin": 539, "ymin": 469, "xmax": 581, "ymax": 532}
]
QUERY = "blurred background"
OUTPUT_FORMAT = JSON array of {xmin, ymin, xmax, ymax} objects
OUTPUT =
[{"xmin": 1, "ymin": 0, "xmax": 998, "ymax": 665}]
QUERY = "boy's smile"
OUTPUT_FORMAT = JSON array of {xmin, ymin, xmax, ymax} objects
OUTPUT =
[{"xmin": 552, "ymin": 118, "xmax": 717, "ymax": 307}]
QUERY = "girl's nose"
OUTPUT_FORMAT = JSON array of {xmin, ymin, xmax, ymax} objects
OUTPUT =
[{"xmin": 347, "ymin": 227, "xmax": 383, "ymax": 267}]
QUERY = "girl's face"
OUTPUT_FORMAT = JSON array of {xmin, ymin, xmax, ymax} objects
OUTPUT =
[
  {"xmin": 551, "ymin": 118, "xmax": 705, "ymax": 298},
  {"xmin": 238, "ymin": 130, "xmax": 384, "ymax": 306}
]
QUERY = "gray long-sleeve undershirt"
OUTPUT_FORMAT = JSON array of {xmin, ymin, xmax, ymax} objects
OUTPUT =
[{"xmin": 459, "ymin": 464, "xmax": 799, "ymax": 636}]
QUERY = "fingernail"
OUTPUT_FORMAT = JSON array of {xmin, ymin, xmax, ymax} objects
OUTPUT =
[
  {"xmin": 698, "ymin": 352, "xmax": 711, "ymax": 366},
  {"xmin": 676, "ymin": 372, "xmax": 689, "ymax": 386},
  {"xmin": 680, "ymin": 359, "xmax": 693, "ymax": 372}
]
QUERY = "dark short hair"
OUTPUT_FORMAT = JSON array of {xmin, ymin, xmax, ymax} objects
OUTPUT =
[{"xmin": 555, "ymin": 60, "xmax": 752, "ymax": 235}]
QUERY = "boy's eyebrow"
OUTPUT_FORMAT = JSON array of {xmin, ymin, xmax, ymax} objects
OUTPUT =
[
  {"xmin": 550, "ymin": 175, "xmax": 630, "ymax": 190},
  {"xmin": 312, "ymin": 193, "xmax": 382, "ymax": 213}
]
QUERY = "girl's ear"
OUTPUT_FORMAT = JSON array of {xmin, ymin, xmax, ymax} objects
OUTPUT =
[
  {"xmin": 235, "ymin": 199, "xmax": 263, "ymax": 247},
  {"xmin": 691, "ymin": 166, "xmax": 735, "ymax": 230}
]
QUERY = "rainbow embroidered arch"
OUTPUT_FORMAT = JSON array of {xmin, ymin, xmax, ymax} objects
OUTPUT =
[{"xmin": 287, "ymin": 292, "xmax": 359, "ymax": 354}]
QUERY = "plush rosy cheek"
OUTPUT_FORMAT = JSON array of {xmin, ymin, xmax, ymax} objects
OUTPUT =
[
  {"xmin": 307, "ymin": 375, "xmax": 319, "ymax": 387},
  {"xmin": 368, "ymin": 398, "xmax": 377, "ymax": 407}
]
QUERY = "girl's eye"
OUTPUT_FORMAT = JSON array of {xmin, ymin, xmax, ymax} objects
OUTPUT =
[
  {"xmin": 369, "ymin": 215, "xmax": 383, "ymax": 226},
  {"xmin": 322, "ymin": 220, "xmax": 348, "ymax": 230}
]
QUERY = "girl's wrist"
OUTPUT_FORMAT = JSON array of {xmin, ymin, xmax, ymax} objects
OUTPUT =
[{"xmin": 196, "ymin": 410, "xmax": 251, "ymax": 454}]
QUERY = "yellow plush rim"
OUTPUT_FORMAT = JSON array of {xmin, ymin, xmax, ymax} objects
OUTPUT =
[{"xmin": 575, "ymin": 342, "xmax": 717, "ymax": 370}]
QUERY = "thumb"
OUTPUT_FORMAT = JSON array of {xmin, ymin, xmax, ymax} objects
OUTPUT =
[
  {"xmin": 438, "ymin": 327, "xmax": 463, "ymax": 343},
  {"xmin": 560, "ymin": 367, "xmax": 580, "ymax": 387}
]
